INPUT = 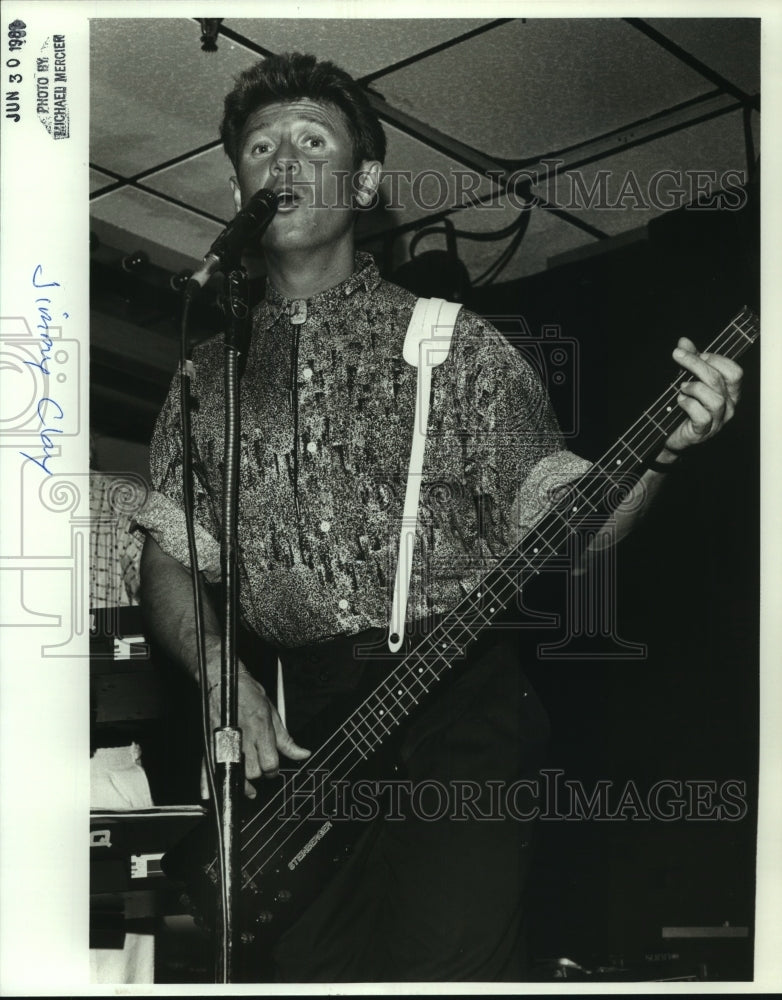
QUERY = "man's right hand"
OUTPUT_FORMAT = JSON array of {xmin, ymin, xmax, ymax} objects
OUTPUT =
[
  {"xmin": 139, "ymin": 538, "xmax": 310, "ymax": 800},
  {"xmin": 201, "ymin": 670, "xmax": 311, "ymax": 800}
]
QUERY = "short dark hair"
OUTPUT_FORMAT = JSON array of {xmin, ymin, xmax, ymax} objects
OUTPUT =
[{"xmin": 221, "ymin": 52, "xmax": 387, "ymax": 168}]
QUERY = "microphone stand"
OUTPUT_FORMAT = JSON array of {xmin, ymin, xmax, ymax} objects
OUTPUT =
[
  {"xmin": 179, "ymin": 189, "xmax": 276, "ymax": 981},
  {"xmin": 213, "ymin": 261, "xmax": 250, "ymax": 982}
]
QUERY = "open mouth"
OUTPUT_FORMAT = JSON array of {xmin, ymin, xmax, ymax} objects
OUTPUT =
[{"xmin": 276, "ymin": 190, "xmax": 300, "ymax": 211}]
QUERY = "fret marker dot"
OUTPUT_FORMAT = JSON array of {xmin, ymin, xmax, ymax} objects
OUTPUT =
[
  {"xmin": 490, "ymin": 607, "xmax": 496, "ymax": 614},
  {"xmin": 533, "ymin": 547, "xmax": 539, "ymax": 553},
  {"xmin": 418, "ymin": 667, "xmax": 423, "ymax": 673},
  {"xmin": 397, "ymin": 689, "xmax": 402, "ymax": 696},
  {"xmin": 379, "ymin": 709, "xmax": 384, "ymax": 715},
  {"xmin": 666, "ymin": 406, "xmax": 672, "ymax": 412},
  {"xmin": 615, "ymin": 459, "xmax": 621, "ymax": 465}
]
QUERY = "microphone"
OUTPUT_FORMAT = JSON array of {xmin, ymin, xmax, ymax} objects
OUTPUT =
[{"xmin": 188, "ymin": 188, "xmax": 279, "ymax": 288}]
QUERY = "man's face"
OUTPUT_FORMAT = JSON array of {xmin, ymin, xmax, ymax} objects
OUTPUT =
[{"xmin": 231, "ymin": 98, "xmax": 378, "ymax": 257}]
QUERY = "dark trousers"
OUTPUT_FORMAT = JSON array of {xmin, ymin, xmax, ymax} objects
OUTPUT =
[{"xmin": 271, "ymin": 625, "xmax": 550, "ymax": 982}]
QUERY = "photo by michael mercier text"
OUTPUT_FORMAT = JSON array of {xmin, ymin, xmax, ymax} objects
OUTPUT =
[{"xmin": 274, "ymin": 770, "xmax": 748, "ymax": 824}]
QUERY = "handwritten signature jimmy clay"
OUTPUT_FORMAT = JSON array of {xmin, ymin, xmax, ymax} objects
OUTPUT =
[{"xmin": 18, "ymin": 265, "xmax": 68, "ymax": 475}]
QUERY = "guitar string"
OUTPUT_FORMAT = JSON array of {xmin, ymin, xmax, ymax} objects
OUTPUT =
[
  {"xmin": 235, "ymin": 313, "xmax": 756, "ymax": 808},
  {"xmin": 230, "ymin": 311, "xmax": 757, "ymax": 883},
  {"xmin": 234, "ymin": 312, "xmax": 758, "ymax": 881},
  {"xmin": 235, "ymin": 313, "xmax": 758, "ymax": 882}
]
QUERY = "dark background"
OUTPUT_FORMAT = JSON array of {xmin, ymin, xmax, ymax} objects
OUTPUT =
[{"xmin": 499, "ymin": 182, "xmax": 760, "ymax": 977}]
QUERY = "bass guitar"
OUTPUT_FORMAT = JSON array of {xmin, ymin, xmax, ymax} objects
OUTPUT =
[{"xmin": 162, "ymin": 305, "xmax": 759, "ymax": 971}]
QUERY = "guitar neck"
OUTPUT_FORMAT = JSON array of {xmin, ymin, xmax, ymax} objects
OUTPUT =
[
  {"xmin": 316, "ymin": 305, "xmax": 760, "ymax": 765},
  {"xmin": 236, "ymin": 307, "xmax": 759, "ymax": 881},
  {"xmin": 588, "ymin": 305, "xmax": 759, "ymax": 481}
]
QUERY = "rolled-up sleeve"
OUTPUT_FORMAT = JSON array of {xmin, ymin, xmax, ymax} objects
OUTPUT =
[
  {"xmin": 133, "ymin": 369, "xmax": 222, "ymax": 581},
  {"xmin": 510, "ymin": 449, "xmax": 593, "ymax": 543},
  {"xmin": 443, "ymin": 312, "xmax": 593, "ymax": 544}
]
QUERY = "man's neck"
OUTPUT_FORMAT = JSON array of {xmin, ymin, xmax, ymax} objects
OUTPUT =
[{"xmin": 264, "ymin": 241, "xmax": 357, "ymax": 301}]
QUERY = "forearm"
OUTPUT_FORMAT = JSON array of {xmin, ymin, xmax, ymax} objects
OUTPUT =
[
  {"xmin": 140, "ymin": 534, "xmax": 307, "ymax": 791},
  {"xmin": 587, "ymin": 445, "xmax": 678, "ymax": 553},
  {"xmin": 139, "ymin": 533, "xmax": 222, "ymax": 687}
]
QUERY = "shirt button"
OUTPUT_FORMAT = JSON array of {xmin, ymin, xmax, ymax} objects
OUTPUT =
[
  {"xmin": 320, "ymin": 520, "xmax": 331, "ymax": 533},
  {"xmin": 306, "ymin": 441, "xmax": 317, "ymax": 454},
  {"xmin": 301, "ymin": 367, "xmax": 313, "ymax": 381},
  {"xmin": 338, "ymin": 599, "xmax": 349, "ymax": 611}
]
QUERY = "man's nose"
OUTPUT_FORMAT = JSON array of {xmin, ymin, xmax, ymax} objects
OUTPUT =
[{"xmin": 272, "ymin": 140, "xmax": 300, "ymax": 176}]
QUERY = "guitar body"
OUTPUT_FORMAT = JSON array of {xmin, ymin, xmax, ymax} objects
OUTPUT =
[{"xmin": 162, "ymin": 652, "xmax": 412, "ymax": 975}]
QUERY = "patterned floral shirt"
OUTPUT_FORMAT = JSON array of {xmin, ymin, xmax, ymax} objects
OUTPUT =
[{"xmin": 136, "ymin": 253, "xmax": 589, "ymax": 648}]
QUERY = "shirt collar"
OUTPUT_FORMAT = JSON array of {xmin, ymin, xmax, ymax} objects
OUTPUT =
[{"xmin": 255, "ymin": 251, "xmax": 381, "ymax": 330}]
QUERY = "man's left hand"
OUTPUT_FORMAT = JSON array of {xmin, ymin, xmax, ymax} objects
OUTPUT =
[{"xmin": 661, "ymin": 336, "xmax": 743, "ymax": 456}]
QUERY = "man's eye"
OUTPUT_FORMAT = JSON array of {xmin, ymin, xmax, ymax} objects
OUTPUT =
[
  {"xmin": 304, "ymin": 136, "xmax": 324, "ymax": 148},
  {"xmin": 251, "ymin": 142, "xmax": 271, "ymax": 154}
]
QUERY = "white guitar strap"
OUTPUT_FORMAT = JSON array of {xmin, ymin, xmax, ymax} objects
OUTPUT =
[
  {"xmin": 278, "ymin": 296, "xmax": 462, "ymax": 722},
  {"xmin": 388, "ymin": 297, "xmax": 462, "ymax": 653}
]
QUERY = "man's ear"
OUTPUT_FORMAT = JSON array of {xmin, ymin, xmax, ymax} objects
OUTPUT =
[
  {"xmin": 229, "ymin": 176, "xmax": 243, "ymax": 214},
  {"xmin": 354, "ymin": 160, "xmax": 382, "ymax": 207}
]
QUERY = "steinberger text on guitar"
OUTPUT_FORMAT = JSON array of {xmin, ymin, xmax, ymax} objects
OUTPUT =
[{"xmin": 162, "ymin": 306, "xmax": 759, "ymax": 967}]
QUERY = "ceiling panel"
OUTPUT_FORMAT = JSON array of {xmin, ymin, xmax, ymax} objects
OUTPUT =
[
  {"xmin": 532, "ymin": 109, "xmax": 749, "ymax": 237},
  {"xmin": 90, "ymin": 187, "xmax": 223, "ymax": 271},
  {"xmin": 142, "ymin": 147, "xmax": 236, "ymax": 224},
  {"xmin": 90, "ymin": 18, "xmax": 259, "ymax": 176},
  {"xmin": 90, "ymin": 167, "xmax": 115, "ymax": 195},
  {"xmin": 366, "ymin": 122, "xmax": 497, "ymax": 234},
  {"xmin": 644, "ymin": 18, "xmax": 760, "ymax": 95},
  {"xmin": 377, "ymin": 18, "xmax": 717, "ymax": 161},
  {"xmin": 88, "ymin": 17, "xmax": 759, "ymax": 291},
  {"xmin": 227, "ymin": 18, "xmax": 496, "ymax": 79}
]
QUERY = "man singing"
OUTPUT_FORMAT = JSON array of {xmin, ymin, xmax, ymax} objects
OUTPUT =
[{"xmin": 136, "ymin": 52, "xmax": 742, "ymax": 982}]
